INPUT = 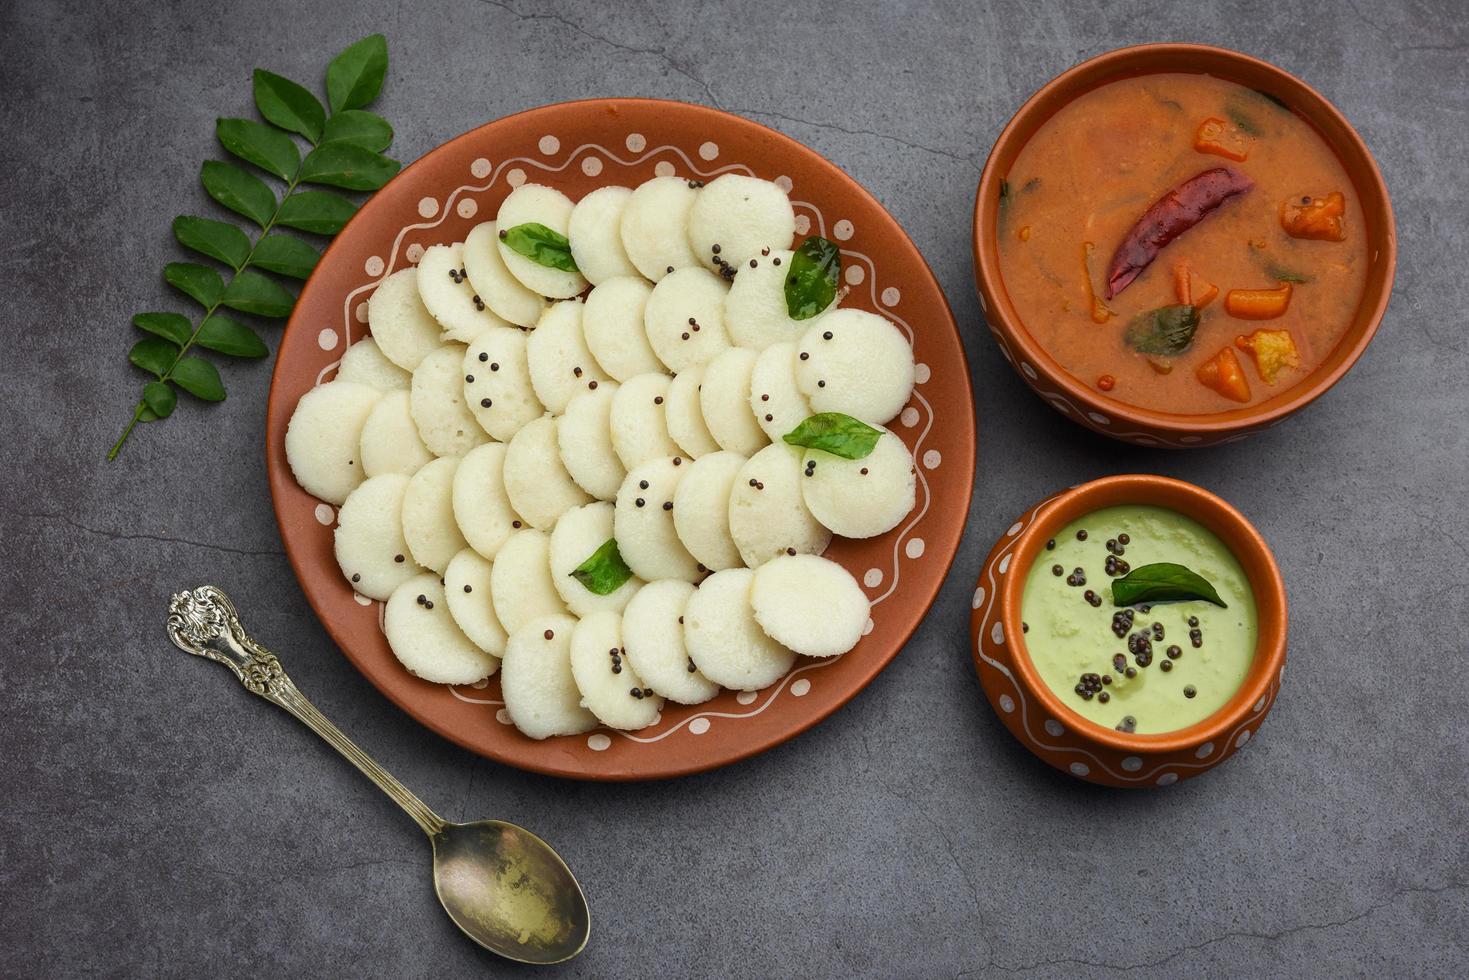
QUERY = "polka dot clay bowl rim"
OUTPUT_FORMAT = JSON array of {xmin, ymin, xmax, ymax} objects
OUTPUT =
[
  {"xmin": 970, "ymin": 475, "xmax": 1287, "ymax": 787},
  {"xmin": 265, "ymin": 98, "xmax": 976, "ymax": 781},
  {"xmin": 971, "ymin": 43, "xmax": 1397, "ymax": 448}
]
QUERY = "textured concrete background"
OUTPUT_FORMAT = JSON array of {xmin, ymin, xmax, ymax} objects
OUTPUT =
[{"xmin": 2, "ymin": 0, "xmax": 1466, "ymax": 976}]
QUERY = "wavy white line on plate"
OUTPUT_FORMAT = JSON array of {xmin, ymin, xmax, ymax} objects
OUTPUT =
[{"xmin": 612, "ymin": 658, "xmax": 839, "ymax": 743}]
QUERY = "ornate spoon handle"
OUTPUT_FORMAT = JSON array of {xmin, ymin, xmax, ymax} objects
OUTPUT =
[{"xmin": 167, "ymin": 585, "xmax": 446, "ymax": 837}]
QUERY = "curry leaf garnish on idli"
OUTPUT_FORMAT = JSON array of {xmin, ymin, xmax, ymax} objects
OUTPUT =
[
  {"xmin": 783, "ymin": 412, "xmax": 882, "ymax": 460},
  {"xmin": 501, "ymin": 222, "xmax": 581, "ymax": 274},
  {"xmin": 571, "ymin": 539, "xmax": 635, "ymax": 596},
  {"xmin": 783, "ymin": 236, "xmax": 841, "ymax": 320}
]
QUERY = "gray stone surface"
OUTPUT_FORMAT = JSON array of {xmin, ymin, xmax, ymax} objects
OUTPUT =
[{"xmin": 2, "ymin": 0, "xmax": 1466, "ymax": 976}]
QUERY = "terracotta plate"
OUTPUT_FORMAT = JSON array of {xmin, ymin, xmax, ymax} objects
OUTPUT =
[{"xmin": 266, "ymin": 99, "xmax": 976, "ymax": 780}]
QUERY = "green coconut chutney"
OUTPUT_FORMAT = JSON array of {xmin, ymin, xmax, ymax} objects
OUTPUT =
[{"xmin": 1020, "ymin": 505, "xmax": 1257, "ymax": 734}]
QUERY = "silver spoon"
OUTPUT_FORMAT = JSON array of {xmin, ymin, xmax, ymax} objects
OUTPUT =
[{"xmin": 166, "ymin": 585, "xmax": 590, "ymax": 965}]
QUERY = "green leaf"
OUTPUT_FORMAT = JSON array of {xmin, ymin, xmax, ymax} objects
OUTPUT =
[
  {"xmin": 172, "ymin": 356, "xmax": 226, "ymax": 401},
  {"xmin": 1225, "ymin": 101, "xmax": 1263, "ymax": 136},
  {"xmin": 129, "ymin": 338, "xmax": 177, "ymax": 378},
  {"xmin": 500, "ymin": 222, "xmax": 579, "ymax": 273},
  {"xmin": 220, "ymin": 269, "xmax": 294, "ymax": 318},
  {"xmin": 1265, "ymin": 263, "xmax": 1312, "ymax": 284},
  {"xmin": 299, "ymin": 142, "xmax": 400, "ymax": 191},
  {"xmin": 196, "ymin": 314, "xmax": 269, "ymax": 358},
  {"xmin": 164, "ymin": 262, "xmax": 225, "ymax": 308},
  {"xmin": 1123, "ymin": 305, "xmax": 1200, "ymax": 356},
  {"xmin": 253, "ymin": 233, "xmax": 319, "ymax": 279},
  {"xmin": 569, "ymin": 539, "xmax": 634, "ymax": 596},
  {"xmin": 327, "ymin": 34, "xmax": 388, "ymax": 113},
  {"xmin": 782, "ymin": 412, "xmax": 882, "ymax": 460},
  {"xmin": 1111, "ymin": 562, "xmax": 1228, "ymax": 609},
  {"xmin": 277, "ymin": 190, "xmax": 357, "ymax": 234},
  {"xmin": 216, "ymin": 117, "xmax": 301, "ymax": 181},
  {"xmin": 320, "ymin": 109, "xmax": 393, "ymax": 152},
  {"xmin": 252, "ymin": 69, "xmax": 326, "ymax": 143},
  {"xmin": 201, "ymin": 160, "xmax": 276, "ymax": 228},
  {"xmin": 784, "ymin": 236, "xmax": 840, "ymax": 321},
  {"xmin": 172, "ymin": 215, "xmax": 250, "ymax": 269},
  {"xmin": 132, "ymin": 312, "xmax": 193, "ymax": 346},
  {"xmin": 142, "ymin": 381, "xmax": 177, "ymax": 419}
]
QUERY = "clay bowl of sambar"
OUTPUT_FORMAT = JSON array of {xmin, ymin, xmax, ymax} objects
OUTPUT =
[{"xmin": 973, "ymin": 43, "xmax": 1395, "ymax": 447}]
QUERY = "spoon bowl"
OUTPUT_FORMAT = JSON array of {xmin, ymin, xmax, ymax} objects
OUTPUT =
[{"xmin": 432, "ymin": 820, "xmax": 591, "ymax": 964}]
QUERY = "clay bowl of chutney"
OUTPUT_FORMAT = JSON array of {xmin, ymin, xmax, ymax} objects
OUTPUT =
[
  {"xmin": 972, "ymin": 43, "xmax": 1396, "ymax": 447},
  {"xmin": 969, "ymin": 474, "xmax": 1287, "ymax": 787}
]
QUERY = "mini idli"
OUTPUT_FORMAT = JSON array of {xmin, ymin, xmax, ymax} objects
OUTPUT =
[
  {"xmin": 558, "ymin": 385, "xmax": 625, "ymax": 501},
  {"xmin": 569, "ymin": 610, "xmax": 662, "ymax": 731},
  {"xmin": 795, "ymin": 309, "xmax": 915, "ymax": 425},
  {"xmin": 490, "ymin": 528, "xmax": 569, "ymax": 634},
  {"xmin": 686, "ymin": 174, "xmax": 796, "ymax": 272},
  {"xmin": 367, "ymin": 268, "xmax": 441, "ymax": 371},
  {"xmin": 613, "ymin": 456, "xmax": 702, "ymax": 583},
  {"xmin": 384, "ymin": 573, "xmax": 499, "ymax": 685},
  {"xmin": 663, "ymin": 366, "xmax": 720, "ymax": 458},
  {"xmin": 610, "ymin": 372, "xmax": 680, "ymax": 470},
  {"xmin": 333, "ymin": 473, "xmax": 421, "ymax": 601},
  {"xmin": 620, "ymin": 175, "xmax": 700, "ymax": 282},
  {"xmin": 683, "ymin": 568, "xmax": 796, "ymax": 690},
  {"xmin": 724, "ymin": 248, "xmax": 834, "ymax": 351},
  {"xmin": 417, "ymin": 242, "xmax": 513, "ymax": 344},
  {"xmin": 728, "ymin": 443, "xmax": 831, "ymax": 567},
  {"xmin": 336, "ymin": 337, "xmax": 410, "ymax": 391},
  {"xmin": 749, "ymin": 342, "xmax": 811, "ymax": 441},
  {"xmin": 526, "ymin": 300, "xmax": 609, "ymax": 414},
  {"xmin": 643, "ymin": 267, "xmax": 731, "ymax": 373},
  {"xmin": 671, "ymin": 450, "xmax": 745, "ymax": 572},
  {"xmin": 750, "ymin": 554, "xmax": 868, "ymax": 658},
  {"xmin": 801, "ymin": 427, "xmax": 915, "ymax": 539},
  {"xmin": 503, "ymin": 415, "xmax": 592, "ymax": 530},
  {"xmin": 549, "ymin": 501, "xmax": 643, "ymax": 617},
  {"xmin": 582, "ymin": 277, "xmax": 664, "ymax": 382},
  {"xmin": 496, "ymin": 183, "xmax": 588, "ymax": 299},
  {"xmin": 401, "ymin": 455, "xmax": 469, "ymax": 575},
  {"xmin": 699, "ymin": 347, "xmax": 767, "ymax": 456},
  {"xmin": 409, "ymin": 343, "xmax": 489, "ymax": 457},
  {"xmin": 462, "ymin": 220, "xmax": 548, "ymax": 328},
  {"xmin": 443, "ymin": 548, "xmax": 508, "ymax": 657},
  {"xmin": 500, "ymin": 614, "xmax": 598, "ymax": 740},
  {"xmin": 621, "ymin": 580, "xmax": 719, "ymax": 704},
  {"xmin": 568, "ymin": 186, "xmax": 641, "ymax": 285},
  {"xmin": 451, "ymin": 442, "xmax": 522, "ymax": 560},
  {"xmin": 463, "ymin": 326, "xmax": 544, "ymax": 441},
  {"xmin": 359, "ymin": 389, "xmax": 433, "ymax": 478},
  {"xmin": 284, "ymin": 379, "xmax": 381, "ymax": 505}
]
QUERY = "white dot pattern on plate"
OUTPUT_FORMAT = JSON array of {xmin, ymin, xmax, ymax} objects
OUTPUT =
[
  {"xmin": 794, "ymin": 214, "xmax": 810, "ymax": 235},
  {"xmin": 913, "ymin": 363, "xmax": 931, "ymax": 384},
  {"xmin": 1237, "ymin": 730, "xmax": 1251, "ymax": 747},
  {"xmin": 364, "ymin": 255, "xmax": 385, "ymax": 276},
  {"xmin": 791, "ymin": 679, "xmax": 811, "ymax": 697},
  {"xmin": 775, "ymin": 175, "xmax": 792, "ymax": 192},
  {"xmin": 654, "ymin": 160, "xmax": 675, "ymax": 177},
  {"xmin": 1254, "ymin": 696, "xmax": 1267, "ymax": 712},
  {"xmin": 539, "ymin": 135, "xmax": 560, "ymax": 155},
  {"xmin": 354, "ymin": 302, "xmax": 369, "ymax": 323},
  {"xmin": 471, "ymin": 157, "xmax": 492, "ymax": 178},
  {"xmin": 1157, "ymin": 772, "xmax": 1178, "ymax": 786},
  {"xmin": 689, "ymin": 717, "xmax": 711, "ymax": 734},
  {"xmin": 998, "ymin": 694, "xmax": 1014, "ymax": 713},
  {"xmin": 905, "ymin": 538, "xmax": 925, "ymax": 559},
  {"xmin": 1121, "ymin": 756, "xmax": 1142, "ymax": 772},
  {"xmin": 900, "ymin": 407, "xmax": 920, "ymax": 428},
  {"xmin": 1180, "ymin": 435, "xmax": 1203, "ymax": 444},
  {"xmin": 698, "ymin": 141, "xmax": 719, "ymax": 160},
  {"xmin": 406, "ymin": 243, "xmax": 425, "ymax": 263},
  {"xmin": 417, "ymin": 197, "xmax": 439, "ymax": 218},
  {"xmin": 1088, "ymin": 412, "xmax": 1111, "ymax": 426},
  {"xmin": 971, "ymin": 586, "xmax": 986, "ymax": 609},
  {"xmin": 1069, "ymin": 762, "xmax": 1090, "ymax": 777},
  {"xmin": 990, "ymin": 622, "xmax": 1005, "ymax": 646},
  {"xmin": 582, "ymin": 156, "xmax": 603, "ymax": 177},
  {"xmin": 997, "ymin": 554, "xmax": 1011, "ymax": 574},
  {"xmin": 1021, "ymin": 362, "xmax": 1038, "ymax": 380},
  {"xmin": 626, "ymin": 133, "xmax": 646, "ymax": 152},
  {"xmin": 314, "ymin": 503, "xmax": 334, "ymax": 525},
  {"xmin": 881, "ymin": 287, "xmax": 901, "ymax": 306},
  {"xmin": 1006, "ymin": 522, "xmax": 1023, "ymax": 537},
  {"xmin": 470, "ymin": 677, "xmax": 489, "ymax": 690},
  {"xmin": 457, "ymin": 198, "xmax": 478, "ymax": 219},
  {"xmin": 844, "ymin": 265, "xmax": 865, "ymax": 286},
  {"xmin": 863, "ymin": 568, "xmax": 883, "ymax": 588},
  {"xmin": 1195, "ymin": 741, "xmax": 1215, "ymax": 758},
  {"xmin": 587, "ymin": 733, "xmax": 611, "ymax": 751},
  {"xmin": 862, "ymin": 618, "xmax": 874, "ymax": 636},
  {"xmin": 833, "ymin": 219, "xmax": 854, "ymax": 240},
  {"xmin": 736, "ymin": 691, "xmax": 757, "ymax": 705},
  {"xmin": 353, "ymin": 592, "xmax": 371, "ymax": 606},
  {"xmin": 495, "ymin": 709, "xmax": 511, "ymax": 725},
  {"xmin": 317, "ymin": 328, "xmax": 338, "ymax": 351},
  {"xmin": 507, "ymin": 168, "xmax": 527, "ymax": 187},
  {"xmin": 1044, "ymin": 719, "xmax": 1064, "ymax": 737},
  {"xmin": 922, "ymin": 450, "xmax": 941, "ymax": 470}
]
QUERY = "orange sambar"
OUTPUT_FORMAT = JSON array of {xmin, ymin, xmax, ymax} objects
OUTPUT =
[{"xmin": 996, "ymin": 72, "xmax": 1368, "ymax": 414}]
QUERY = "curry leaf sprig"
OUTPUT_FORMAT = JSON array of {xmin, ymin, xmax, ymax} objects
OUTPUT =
[{"xmin": 108, "ymin": 35, "xmax": 401, "ymax": 460}]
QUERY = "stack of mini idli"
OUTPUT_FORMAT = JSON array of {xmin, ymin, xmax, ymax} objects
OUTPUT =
[{"xmin": 285, "ymin": 166, "xmax": 919, "ymax": 744}]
